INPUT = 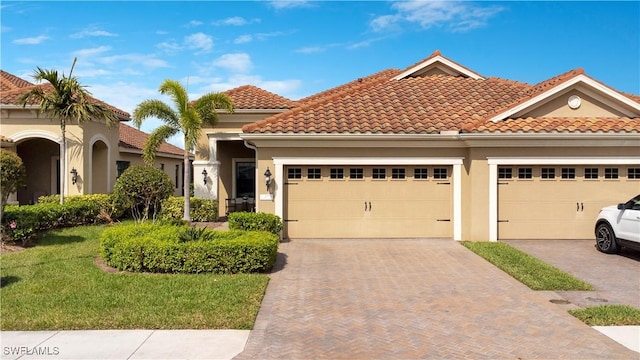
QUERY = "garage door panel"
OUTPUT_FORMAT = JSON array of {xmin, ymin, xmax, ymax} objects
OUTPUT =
[
  {"xmin": 498, "ymin": 165, "xmax": 639, "ymax": 240},
  {"xmin": 285, "ymin": 165, "xmax": 452, "ymax": 239}
]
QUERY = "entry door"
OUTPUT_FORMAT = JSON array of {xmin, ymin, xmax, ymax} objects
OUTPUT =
[{"xmin": 235, "ymin": 161, "xmax": 255, "ymax": 198}]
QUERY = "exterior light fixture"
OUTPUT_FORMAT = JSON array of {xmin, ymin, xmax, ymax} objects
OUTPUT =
[
  {"xmin": 70, "ymin": 168, "xmax": 78, "ymax": 185},
  {"xmin": 264, "ymin": 167, "xmax": 272, "ymax": 190},
  {"xmin": 202, "ymin": 169, "xmax": 208, "ymax": 185}
]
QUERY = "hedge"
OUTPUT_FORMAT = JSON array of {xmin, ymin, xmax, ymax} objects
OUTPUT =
[
  {"xmin": 160, "ymin": 197, "xmax": 218, "ymax": 222},
  {"xmin": 2, "ymin": 201, "xmax": 106, "ymax": 244},
  {"xmin": 228, "ymin": 212, "xmax": 283, "ymax": 235},
  {"xmin": 38, "ymin": 194, "xmax": 125, "ymax": 220},
  {"xmin": 100, "ymin": 223, "xmax": 279, "ymax": 274}
]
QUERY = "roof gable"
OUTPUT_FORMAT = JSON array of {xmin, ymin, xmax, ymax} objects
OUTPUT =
[
  {"xmin": 393, "ymin": 50, "xmax": 484, "ymax": 80},
  {"xmin": 224, "ymin": 85, "xmax": 296, "ymax": 110},
  {"xmin": 485, "ymin": 70, "xmax": 640, "ymax": 123}
]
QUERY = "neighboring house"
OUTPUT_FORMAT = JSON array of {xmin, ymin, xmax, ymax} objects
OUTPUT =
[
  {"xmin": 198, "ymin": 51, "xmax": 640, "ymax": 241},
  {"xmin": 0, "ymin": 70, "xmax": 191, "ymax": 203}
]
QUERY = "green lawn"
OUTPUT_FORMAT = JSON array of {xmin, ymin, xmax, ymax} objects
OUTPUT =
[
  {"xmin": 461, "ymin": 241, "xmax": 594, "ymax": 291},
  {"xmin": 0, "ymin": 225, "xmax": 269, "ymax": 330},
  {"xmin": 569, "ymin": 305, "xmax": 640, "ymax": 326}
]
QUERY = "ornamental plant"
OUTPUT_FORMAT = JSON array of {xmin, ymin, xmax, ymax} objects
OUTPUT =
[
  {"xmin": 0, "ymin": 149, "xmax": 26, "ymax": 223},
  {"xmin": 112, "ymin": 165, "xmax": 173, "ymax": 223}
]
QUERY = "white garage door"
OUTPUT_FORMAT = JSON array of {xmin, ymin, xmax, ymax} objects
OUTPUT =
[
  {"xmin": 284, "ymin": 165, "xmax": 453, "ymax": 239},
  {"xmin": 498, "ymin": 165, "xmax": 640, "ymax": 239}
]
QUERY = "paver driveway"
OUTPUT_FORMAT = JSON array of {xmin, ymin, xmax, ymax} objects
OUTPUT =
[{"xmin": 235, "ymin": 239, "xmax": 635, "ymax": 359}]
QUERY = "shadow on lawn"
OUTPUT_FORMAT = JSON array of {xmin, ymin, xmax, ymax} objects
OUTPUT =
[
  {"xmin": 0, "ymin": 275, "xmax": 20, "ymax": 288},
  {"xmin": 36, "ymin": 234, "xmax": 87, "ymax": 247}
]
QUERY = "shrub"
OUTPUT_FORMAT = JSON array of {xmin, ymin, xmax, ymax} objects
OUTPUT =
[
  {"xmin": 2, "ymin": 201, "xmax": 105, "ymax": 245},
  {"xmin": 37, "ymin": 194, "xmax": 125, "ymax": 221},
  {"xmin": 100, "ymin": 223, "xmax": 278, "ymax": 274},
  {"xmin": 160, "ymin": 197, "xmax": 218, "ymax": 222},
  {"xmin": 112, "ymin": 165, "xmax": 173, "ymax": 223},
  {"xmin": 0, "ymin": 150, "xmax": 26, "ymax": 223},
  {"xmin": 228, "ymin": 212, "xmax": 283, "ymax": 235}
]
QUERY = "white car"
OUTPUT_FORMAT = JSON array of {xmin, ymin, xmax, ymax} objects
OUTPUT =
[{"xmin": 594, "ymin": 194, "xmax": 640, "ymax": 254}]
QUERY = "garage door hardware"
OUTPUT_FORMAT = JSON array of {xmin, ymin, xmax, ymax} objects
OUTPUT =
[
  {"xmin": 364, "ymin": 201, "xmax": 372, "ymax": 211},
  {"xmin": 437, "ymin": 182, "xmax": 451, "ymax": 185},
  {"xmin": 576, "ymin": 202, "xmax": 584, "ymax": 212},
  {"xmin": 436, "ymin": 219, "xmax": 451, "ymax": 222}
]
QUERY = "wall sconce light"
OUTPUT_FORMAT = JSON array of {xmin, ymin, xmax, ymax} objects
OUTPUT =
[
  {"xmin": 202, "ymin": 169, "xmax": 208, "ymax": 185},
  {"xmin": 70, "ymin": 168, "xmax": 78, "ymax": 185},
  {"xmin": 264, "ymin": 167, "xmax": 272, "ymax": 191}
]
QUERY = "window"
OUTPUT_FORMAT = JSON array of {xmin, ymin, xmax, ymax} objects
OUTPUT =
[
  {"xmin": 628, "ymin": 168, "xmax": 640, "ymax": 179},
  {"xmin": 160, "ymin": 163, "xmax": 165, "ymax": 171},
  {"xmin": 330, "ymin": 168, "xmax": 344, "ymax": 179},
  {"xmin": 414, "ymin": 168, "xmax": 428, "ymax": 179},
  {"xmin": 391, "ymin": 168, "xmax": 405, "ymax": 179},
  {"xmin": 307, "ymin": 168, "xmax": 321, "ymax": 179},
  {"xmin": 518, "ymin": 168, "xmax": 533, "ymax": 179},
  {"xmin": 604, "ymin": 168, "xmax": 619, "ymax": 179},
  {"xmin": 116, "ymin": 161, "xmax": 130, "ymax": 178},
  {"xmin": 434, "ymin": 168, "xmax": 448, "ymax": 179},
  {"xmin": 584, "ymin": 168, "xmax": 599, "ymax": 179},
  {"xmin": 175, "ymin": 164, "xmax": 179, "ymax": 188},
  {"xmin": 498, "ymin": 168, "xmax": 512, "ymax": 179},
  {"xmin": 349, "ymin": 168, "xmax": 363, "ymax": 179},
  {"xmin": 541, "ymin": 168, "xmax": 555, "ymax": 179},
  {"xmin": 288, "ymin": 168, "xmax": 302, "ymax": 179},
  {"xmin": 561, "ymin": 168, "xmax": 576, "ymax": 179},
  {"xmin": 372, "ymin": 168, "xmax": 386, "ymax": 179}
]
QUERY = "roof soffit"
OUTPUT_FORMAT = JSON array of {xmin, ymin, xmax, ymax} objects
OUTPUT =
[
  {"xmin": 489, "ymin": 74, "xmax": 640, "ymax": 122},
  {"xmin": 393, "ymin": 55, "xmax": 485, "ymax": 80}
]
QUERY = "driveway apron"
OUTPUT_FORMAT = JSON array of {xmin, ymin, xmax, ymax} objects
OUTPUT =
[{"xmin": 235, "ymin": 239, "xmax": 635, "ymax": 359}]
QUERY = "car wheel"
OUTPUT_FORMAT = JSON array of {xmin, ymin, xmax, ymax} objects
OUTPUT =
[{"xmin": 595, "ymin": 223, "xmax": 619, "ymax": 254}]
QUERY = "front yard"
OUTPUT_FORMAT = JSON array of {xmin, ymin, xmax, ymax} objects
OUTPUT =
[{"xmin": 0, "ymin": 225, "xmax": 269, "ymax": 330}]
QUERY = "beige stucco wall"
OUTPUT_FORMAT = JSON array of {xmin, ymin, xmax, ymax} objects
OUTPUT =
[{"xmin": 523, "ymin": 89, "xmax": 625, "ymax": 118}]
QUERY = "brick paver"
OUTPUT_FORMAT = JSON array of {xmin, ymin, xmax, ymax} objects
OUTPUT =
[
  {"xmin": 505, "ymin": 239, "xmax": 640, "ymax": 308},
  {"xmin": 235, "ymin": 239, "xmax": 635, "ymax": 359}
]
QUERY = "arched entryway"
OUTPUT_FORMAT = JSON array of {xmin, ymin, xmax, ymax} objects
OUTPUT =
[
  {"xmin": 91, "ymin": 140, "xmax": 109, "ymax": 194},
  {"xmin": 16, "ymin": 138, "xmax": 60, "ymax": 204}
]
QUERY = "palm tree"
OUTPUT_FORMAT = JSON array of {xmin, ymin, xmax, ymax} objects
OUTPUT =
[
  {"xmin": 18, "ymin": 58, "xmax": 119, "ymax": 204},
  {"xmin": 132, "ymin": 79, "xmax": 234, "ymax": 221}
]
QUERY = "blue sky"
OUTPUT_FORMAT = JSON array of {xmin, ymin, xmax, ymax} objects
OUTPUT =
[{"xmin": 2, "ymin": 1, "xmax": 638, "ymax": 147}]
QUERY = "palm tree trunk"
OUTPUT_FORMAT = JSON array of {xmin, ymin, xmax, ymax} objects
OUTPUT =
[
  {"xmin": 60, "ymin": 126, "xmax": 66, "ymax": 205},
  {"xmin": 183, "ymin": 141, "xmax": 191, "ymax": 222}
]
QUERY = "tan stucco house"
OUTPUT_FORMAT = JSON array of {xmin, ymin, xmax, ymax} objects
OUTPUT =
[
  {"xmin": 0, "ymin": 70, "xmax": 191, "ymax": 204},
  {"xmin": 195, "ymin": 51, "xmax": 639, "ymax": 242}
]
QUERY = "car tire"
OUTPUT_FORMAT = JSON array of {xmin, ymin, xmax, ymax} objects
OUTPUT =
[{"xmin": 595, "ymin": 223, "xmax": 619, "ymax": 254}]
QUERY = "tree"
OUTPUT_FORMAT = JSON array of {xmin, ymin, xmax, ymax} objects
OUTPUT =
[
  {"xmin": 0, "ymin": 149, "xmax": 26, "ymax": 222},
  {"xmin": 18, "ymin": 58, "xmax": 119, "ymax": 205},
  {"xmin": 112, "ymin": 165, "xmax": 173, "ymax": 223},
  {"xmin": 132, "ymin": 79, "xmax": 234, "ymax": 221}
]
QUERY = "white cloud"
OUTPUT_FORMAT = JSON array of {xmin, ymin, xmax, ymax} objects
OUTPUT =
[
  {"xmin": 268, "ymin": 1, "xmax": 312, "ymax": 10},
  {"xmin": 294, "ymin": 46, "xmax": 325, "ymax": 54},
  {"xmin": 156, "ymin": 41, "xmax": 183, "ymax": 53},
  {"xmin": 212, "ymin": 16, "xmax": 260, "ymax": 26},
  {"xmin": 97, "ymin": 54, "xmax": 170, "ymax": 69},
  {"xmin": 13, "ymin": 35, "xmax": 49, "ymax": 45},
  {"xmin": 234, "ymin": 31, "xmax": 286, "ymax": 44},
  {"xmin": 212, "ymin": 53, "xmax": 252, "ymax": 73},
  {"xmin": 69, "ymin": 29, "xmax": 117, "ymax": 39},
  {"xmin": 184, "ymin": 32, "xmax": 213, "ymax": 53},
  {"xmin": 186, "ymin": 20, "xmax": 203, "ymax": 27},
  {"xmin": 73, "ymin": 46, "xmax": 112, "ymax": 58},
  {"xmin": 371, "ymin": 0, "xmax": 503, "ymax": 32},
  {"xmin": 234, "ymin": 35, "xmax": 253, "ymax": 44}
]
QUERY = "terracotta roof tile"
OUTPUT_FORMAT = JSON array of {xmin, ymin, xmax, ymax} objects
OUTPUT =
[
  {"xmin": 119, "ymin": 123, "xmax": 188, "ymax": 156},
  {"xmin": 1, "ymin": 70, "xmax": 33, "ymax": 91},
  {"xmin": 244, "ymin": 74, "xmax": 528, "ymax": 134},
  {"xmin": 224, "ymin": 85, "xmax": 296, "ymax": 109},
  {"xmin": 468, "ymin": 117, "xmax": 639, "ymax": 134},
  {"xmin": 0, "ymin": 70, "xmax": 130, "ymax": 119}
]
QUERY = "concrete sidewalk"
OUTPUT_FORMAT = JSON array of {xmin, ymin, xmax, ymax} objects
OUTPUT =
[
  {"xmin": 1, "ymin": 327, "xmax": 637, "ymax": 359},
  {"xmin": 0, "ymin": 330, "xmax": 249, "ymax": 360}
]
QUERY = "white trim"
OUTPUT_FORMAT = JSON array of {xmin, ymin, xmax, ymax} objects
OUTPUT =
[
  {"xmin": 241, "ymin": 133, "xmax": 461, "ymax": 141},
  {"xmin": 11, "ymin": 130, "xmax": 61, "ymax": 144},
  {"xmin": 88, "ymin": 134, "xmax": 112, "ymax": 194},
  {"xmin": 392, "ymin": 55, "xmax": 484, "ymax": 80},
  {"xmin": 487, "ymin": 156, "xmax": 640, "ymax": 242},
  {"xmin": 489, "ymin": 75, "xmax": 640, "ymax": 122},
  {"xmin": 272, "ymin": 157, "xmax": 464, "ymax": 241}
]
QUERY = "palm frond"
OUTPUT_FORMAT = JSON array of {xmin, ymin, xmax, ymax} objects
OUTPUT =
[
  {"xmin": 132, "ymin": 99, "xmax": 180, "ymax": 129},
  {"xmin": 142, "ymin": 125, "xmax": 179, "ymax": 166},
  {"xmin": 194, "ymin": 92, "xmax": 234, "ymax": 126},
  {"xmin": 159, "ymin": 79, "xmax": 189, "ymax": 115}
]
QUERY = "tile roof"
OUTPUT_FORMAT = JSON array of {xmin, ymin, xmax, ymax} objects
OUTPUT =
[
  {"xmin": 1, "ymin": 70, "xmax": 33, "ymax": 91},
  {"xmin": 466, "ymin": 117, "xmax": 639, "ymax": 134},
  {"xmin": 243, "ymin": 52, "xmax": 639, "ymax": 135},
  {"xmin": 243, "ymin": 73, "xmax": 528, "ymax": 134},
  {"xmin": 224, "ymin": 85, "xmax": 297, "ymax": 109},
  {"xmin": 119, "ymin": 123, "xmax": 188, "ymax": 157},
  {"xmin": 0, "ymin": 70, "xmax": 130, "ymax": 119}
]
